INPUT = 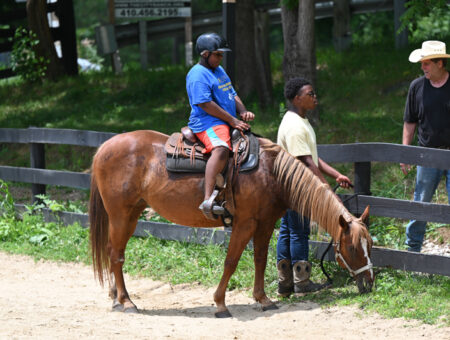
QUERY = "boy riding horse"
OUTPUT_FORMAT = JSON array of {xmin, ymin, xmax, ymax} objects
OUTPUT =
[{"xmin": 186, "ymin": 32, "xmax": 255, "ymax": 219}]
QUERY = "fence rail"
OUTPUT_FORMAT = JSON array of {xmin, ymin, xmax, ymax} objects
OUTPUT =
[{"xmin": 1, "ymin": 127, "xmax": 449, "ymax": 276}]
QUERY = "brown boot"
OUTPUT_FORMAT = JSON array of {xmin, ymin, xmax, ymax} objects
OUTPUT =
[
  {"xmin": 277, "ymin": 259, "xmax": 294, "ymax": 297},
  {"xmin": 292, "ymin": 261, "xmax": 326, "ymax": 294}
]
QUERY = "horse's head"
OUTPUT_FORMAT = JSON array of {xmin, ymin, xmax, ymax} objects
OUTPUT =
[{"xmin": 334, "ymin": 206, "xmax": 374, "ymax": 294}]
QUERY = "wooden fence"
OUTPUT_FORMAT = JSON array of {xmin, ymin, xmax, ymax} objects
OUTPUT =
[{"xmin": 0, "ymin": 127, "xmax": 449, "ymax": 276}]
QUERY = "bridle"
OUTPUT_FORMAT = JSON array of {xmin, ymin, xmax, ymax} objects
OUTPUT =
[
  {"xmin": 320, "ymin": 184, "xmax": 373, "ymax": 282},
  {"xmin": 334, "ymin": 237, "xmax": 373, "ymax": 277}
]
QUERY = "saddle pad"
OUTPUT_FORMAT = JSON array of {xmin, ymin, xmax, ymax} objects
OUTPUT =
[{"xmin": 166, "ymin": 132, "xmax": 259, "ymax": 173}]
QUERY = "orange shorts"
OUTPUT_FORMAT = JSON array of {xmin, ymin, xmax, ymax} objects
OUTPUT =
[{"xmin": 195, "ymin": 124, "xmax": 232, "ymax": 154}]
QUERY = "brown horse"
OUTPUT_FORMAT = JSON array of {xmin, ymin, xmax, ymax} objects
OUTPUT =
[{"xmin": 89, "ymin": 130, "xmax": 374, "ymax": 317}]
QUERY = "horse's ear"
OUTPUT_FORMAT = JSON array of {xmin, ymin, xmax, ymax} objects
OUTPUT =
[
  {"xmin": 339, "ymin": 215, "xmax": 349, "ymax": 231},
  {"xmin": 360, "ymin": 205, "xmax": 370, "ymax": 227}
]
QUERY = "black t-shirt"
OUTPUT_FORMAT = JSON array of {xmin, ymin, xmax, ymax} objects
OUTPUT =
[{"xmin": 403, "ymin": 75, "xmax": 450, "ymax": 147}]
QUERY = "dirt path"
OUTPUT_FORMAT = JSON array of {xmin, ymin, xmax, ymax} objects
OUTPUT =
[{"xmin": 0, "ymin": 252, "xmax": 448, "ymax": 340}]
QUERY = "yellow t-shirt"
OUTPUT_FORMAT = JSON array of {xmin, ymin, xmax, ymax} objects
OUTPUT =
[{"xmin": 277, "ymin": 110, "xmax": 318, "ymax": 166}]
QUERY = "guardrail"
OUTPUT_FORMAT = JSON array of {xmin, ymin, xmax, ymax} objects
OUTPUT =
[{"xmin": 1, "ymin": 127, "xmax": 449, "ymax": 276}]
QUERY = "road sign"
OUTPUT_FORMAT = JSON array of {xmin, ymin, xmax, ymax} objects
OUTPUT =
[{"xmin": 114, "ymin": 0, "xmax": 191, "ymax": 18}]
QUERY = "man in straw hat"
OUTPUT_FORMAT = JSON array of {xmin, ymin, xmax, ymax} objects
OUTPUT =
[{"xmin": 401, "ymin": 40, "xmax": 450, "ymax": 252}]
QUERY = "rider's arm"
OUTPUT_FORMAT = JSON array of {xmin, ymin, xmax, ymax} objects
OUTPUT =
[
  {"xmin": 197, "ymin": 101, "xmax": 249, "ymax": 131},
  {"xmin": 235, "ymin": 95, "xmax": 255, "ymax": 122}
]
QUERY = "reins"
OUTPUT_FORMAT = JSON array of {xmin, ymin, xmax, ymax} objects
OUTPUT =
[{"xmin": 319, "ymin": 183, "xmax": 367, "ymax": 284}]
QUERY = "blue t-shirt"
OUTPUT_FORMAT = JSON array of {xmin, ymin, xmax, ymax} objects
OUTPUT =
[{"xmin": 186, "ymin": 64, "xmax": 237, "ymax": 133}]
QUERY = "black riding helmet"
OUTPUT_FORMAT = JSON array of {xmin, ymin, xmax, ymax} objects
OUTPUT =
[{"xmin": 195, "ymin": 32, "xmax": 231, "ymax": 55}]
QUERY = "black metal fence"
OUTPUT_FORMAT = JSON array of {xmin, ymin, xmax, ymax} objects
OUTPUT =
[{"xmin": 1, "ymin": 127, "xmax": 449, "ymax": 276}]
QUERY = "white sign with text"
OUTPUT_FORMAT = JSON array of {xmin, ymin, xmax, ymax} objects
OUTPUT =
[{"xmin": 114, "ymin": 0, "xmax": 191, "ymax": 18}]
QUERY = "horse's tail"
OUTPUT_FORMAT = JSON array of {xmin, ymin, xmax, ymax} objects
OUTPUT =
[{"xmin": 89, "ymin": 172, "xmax": 110, "ymax": 286}]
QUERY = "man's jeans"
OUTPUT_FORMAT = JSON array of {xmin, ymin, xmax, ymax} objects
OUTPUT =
[
  {"xmin": 277, "ymin": 209, "xmax": 310, "ymax": 264},
  {"xmin": 406, "ymin": 166, "xmax": 450, "ymax": 252}
]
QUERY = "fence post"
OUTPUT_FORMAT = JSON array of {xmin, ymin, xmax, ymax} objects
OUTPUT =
[
  {"xmin": 354, "ymin": 161, "xmax": 371, "ymax": 213},
  {"xmin": 139, "ymin": 20, "xmax": 148, "ymax": 69},
  {"xmin": 332, "ymin": 0, "xmax": 352, "ymax": 52},
  {"xmin": 394, "ymin": 0, "xmax": 408, "ymax": 49},
  {"xmin": 30, "ymin": 142, "xmax": 46, "ymax": 203}
]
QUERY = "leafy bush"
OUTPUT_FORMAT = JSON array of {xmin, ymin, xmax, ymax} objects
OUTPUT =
[
  {"xmin": 0, "ymin": 180, "xmax": 15, "ymax": 219},
  {"xmin": 10, "ymin": 27, "xmax": 49, "ymax": 83},
  {"xmin": 409, "ymin": 5, "xmax": 450, "ymax": 42}
]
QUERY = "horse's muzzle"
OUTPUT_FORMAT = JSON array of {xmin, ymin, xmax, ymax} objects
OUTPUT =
[{"xmin": 356, "ymin": 273, "xmax": 373, "ymax": 294}]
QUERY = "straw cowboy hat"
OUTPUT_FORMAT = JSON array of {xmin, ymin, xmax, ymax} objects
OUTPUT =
[{"xmin": 409, "ymin": 40, "xmax": 450, "ymax": 63}]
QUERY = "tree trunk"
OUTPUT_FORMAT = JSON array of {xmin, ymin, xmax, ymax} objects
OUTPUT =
[
  {"xmin": 281, "ymin": 0, "xmax": 318, "ymax": 121},
  {"xmin": 333, "ymin": 0, "xmax": 352, "ymax": 52},
  {"xmin": 254, "ymin": 9, "xmax": 273, "ymax": 107},
  {"xmin": 281, "ymin": 0, "xmax": 316, "ymax": 85},
  {"xmin": 235, "ymin": 0, "xmax": 257, "ymax": 99},
  {"xmin": 26, "ymin": 0, "xmax": 64, "ymax": 80}
]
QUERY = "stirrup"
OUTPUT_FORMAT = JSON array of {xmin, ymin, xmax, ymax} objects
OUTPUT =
[{"xmin": 199, "ymin": 190, "xmax": 225, "ymax": 220}]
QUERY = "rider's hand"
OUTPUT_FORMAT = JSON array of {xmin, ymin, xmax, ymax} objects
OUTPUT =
[
  {"xmin": 239, "ymin": 111, "xmax": 255, "ymax": 122},
  {"xmin": 336, "ymin": 175, "xmax": 352, "ymax": 189},
  {"xmin": 400, "ymin": 163, "xmax": 411, "ymax": 176},
  {"xmin": 230, "ymin": 118, "xmax": 250, "ymax": 132}
]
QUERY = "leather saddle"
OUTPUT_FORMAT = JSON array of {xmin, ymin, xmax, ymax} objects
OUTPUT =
[
  {"xmin": 164, "ymin": 127, "xmax": 259, "ymax": 227},
  {"xmin": 165, "ymin": 127, "xmax": 259, "ymax": 173}
]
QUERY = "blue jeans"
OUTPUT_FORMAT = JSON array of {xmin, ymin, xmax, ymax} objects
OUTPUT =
[
  {"xmin": 277, "ymin": 209, "xmax": 310, "ymax": 265},
  {"xmin": 406, "ymin": 166, "xmax": 450, "ymax": 252}
]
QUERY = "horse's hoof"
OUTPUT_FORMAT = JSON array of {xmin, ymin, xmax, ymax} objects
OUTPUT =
[
  {"xmin": 112, "ymin": 301, "xmax": 124, "ymax": 312},
  {"xmin": 124, "ymin": 306, "xmax": 139, "ymax": 314},
  {"xmin": 262, "ymin": 303, "xmax": 278, "ymax": 312},
  {"xmin": 215, "ymin": 310, "xmax": 232, "ymax": 318}
]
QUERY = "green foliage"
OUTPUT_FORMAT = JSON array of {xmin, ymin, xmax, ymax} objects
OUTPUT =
[
  {"xmin": 408, "ymin": 5, "xmax": 450, "ymax": 42},
  {"xmin": 0, "ymin": 180, "xmax": 15, "ymax": 219},
  {"xmin": 398, "ymin": 0, "xmax": 448, "ymax": 32},
  {"xmin": 351, "ymin": 12, "xmax": 394, "ymax": 45},
  {"xmin": 33, "ymin": 194, "xmax": 85, "ymax": 214},
  {"xmin": 10, "ymin": 27, "xmax": 49, "ymax": 83},
  {"xmin": 0, "ymin": 183, "xmax": 89, "ymax": 260}
]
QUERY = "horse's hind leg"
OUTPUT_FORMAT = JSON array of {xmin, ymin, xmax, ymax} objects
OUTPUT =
[
  {"xmin": 252, "ymin": 221, "xmax": 278, "ymax": 311},
  {"xmin": 107, "ymin": 203, "xmax": 145, "ymax": 313}
]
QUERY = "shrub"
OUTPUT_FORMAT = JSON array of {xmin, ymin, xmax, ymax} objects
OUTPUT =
[{"xmin": 10, "ymin": 27, "xmax": 49, "ymax": 83}]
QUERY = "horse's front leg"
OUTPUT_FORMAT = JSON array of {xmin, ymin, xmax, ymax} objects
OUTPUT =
[
  {"xmin": 252, "ymin": 221, "xmax": 278, "ymax": 311},
  {"xmin": 213, "ymin": 218, "xmax": 256, "ymax": 318}
]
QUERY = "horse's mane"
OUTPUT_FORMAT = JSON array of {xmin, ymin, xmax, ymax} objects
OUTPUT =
[{"xmin": 264, "ymin": 143, "xmax": 368, "ymax": 243}]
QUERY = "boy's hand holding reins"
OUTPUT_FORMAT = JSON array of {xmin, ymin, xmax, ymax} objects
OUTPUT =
[
  {"xmin": 239, "ymin": 111, "xmax": 255, "ymax": 122},
  {"xmin": 230, "ymin": 117, "xmax": 251, "ymax": 132}
]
